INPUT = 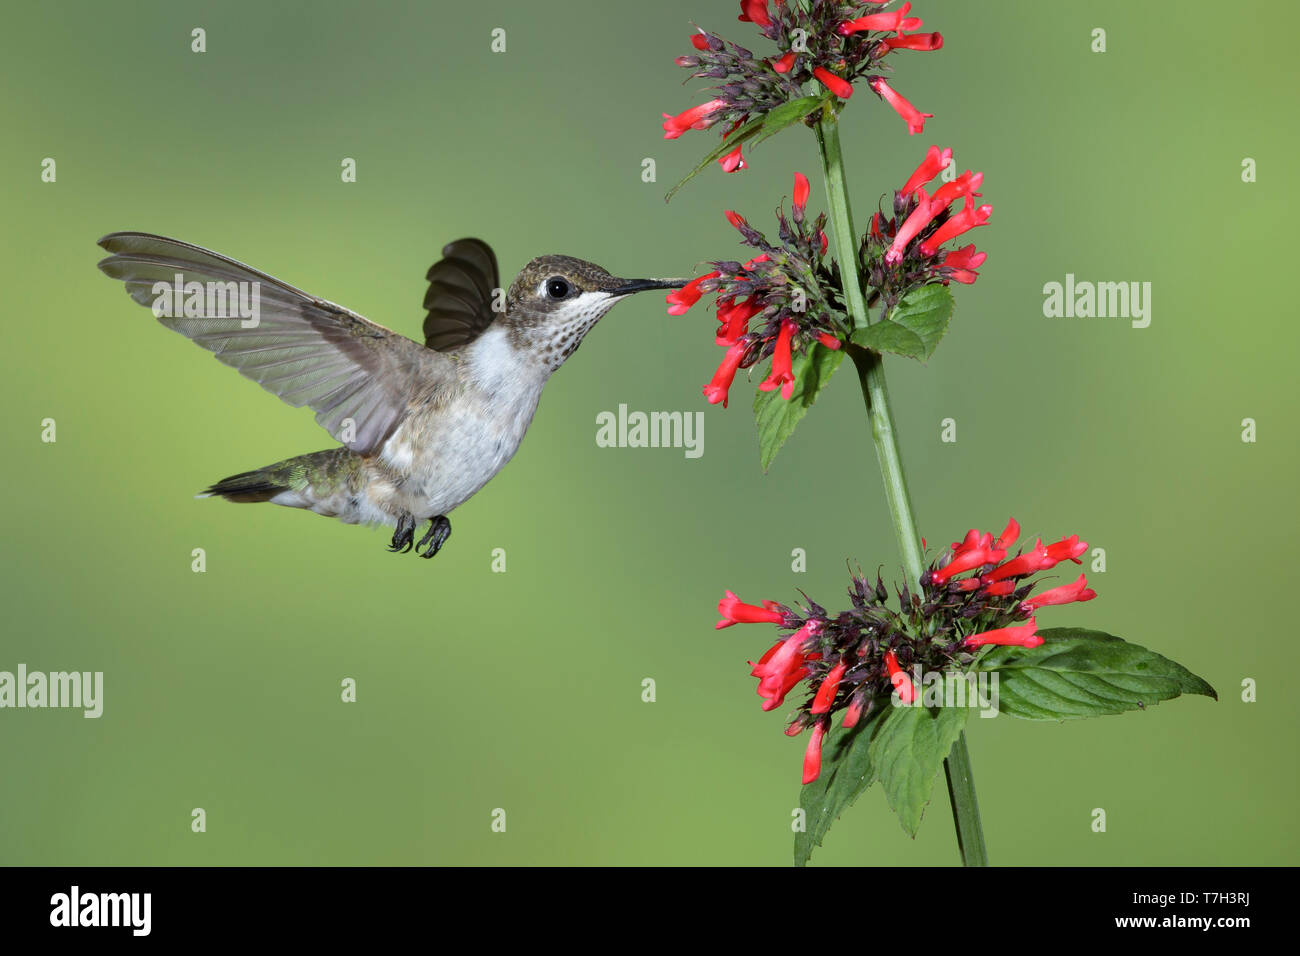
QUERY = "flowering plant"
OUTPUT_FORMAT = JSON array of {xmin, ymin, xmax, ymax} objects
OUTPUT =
[
  {"xmin": 664, "ymin": 0, "xmax": 944, "ymax": 185},
  {"xmin": 657, "ymin": 1, "xmax": 1214, "ymax": 866}
]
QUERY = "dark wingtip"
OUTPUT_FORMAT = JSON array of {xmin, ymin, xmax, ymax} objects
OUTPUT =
[
  {"xmin": 96, "ymin": 231, "xmax": 159, "ymax": 252},
  {"xmin": 441, "ymin": 237, "xmax": 492, "ymax": 257}
]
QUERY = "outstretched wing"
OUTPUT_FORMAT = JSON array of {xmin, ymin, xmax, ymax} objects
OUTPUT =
[
  {"xmin": 97, "ymin": 232, "xmax": 451, "ymax": 455},
  {"xmin": 422, "ymin": 238, "xmax": 500, "ymax": 351}
]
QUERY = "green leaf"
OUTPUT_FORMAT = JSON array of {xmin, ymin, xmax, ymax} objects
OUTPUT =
[
  {"xmin": 752, "ymin": 342, "xmax": 844, "ymax": 472},
  {"xmin": 850, "ymin": 319, "xmax": 925, "ymax": 359},
  {"xmin": 665, "ymin": 95, "xmax": 828, "ymax": 202},
  {"xmin": 974, "ymin": 627, "xmax": 1218, "ymax": 720},
  {"xmin": 795, "ymin": 699, "xmax": 969, "ymax": 865},
  {"xmin": 850, "ymin": 284, "xmax": 954, "ymax": 361},
  {"xmin": 794, "ymin": 702, "xmax": 886, "ymax": 868},
  {"xmin": 748, "ymin": 94, "xmax": 829, "ymax": 149},
  {"xmin": 869, "ymin": 702, "xmax": 970, "ymax": 837}
]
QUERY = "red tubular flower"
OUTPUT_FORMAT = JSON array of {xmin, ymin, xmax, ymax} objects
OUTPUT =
[
  {"xmin": 1046, "ymin": 534, "xmax": 1088, "ymax": 564},
  {"xmin": 842, "ymin": 694, "xmax": 866, "ymax": 728},
  {"xmin": 816, "ymin": 332, "xmax": 842, "ymax": 350},
  {"xmin": 792, "ymin": 172, "xmax": 810, "ymax": 218},
  {"xmin": 919, "ymin": 200, "xmax": 992, "ymax": 256},
  {"xmin": 665, "ymin": 271, "xmax": 719, "ymax": 316},
  {"xmin": 662, "ymin": 98, "xmax": 727, "ymax": 139},
  {"xmin": 885, "ymin": 651, "xmax": 916, "ymax": 704},
  {"xmin": 690, "ymin": 33, "xmax": 710, "ymax": 51},
  {"xmin": 749, "ymin": 640, "xmax": 800, "ymax": 706},
  {"xmin": 952, "ymin": 528, "xmax": 990, "ymax": 554},
  {"xmin": 964, "ymin": 619, "xmax": 1042, "ymax": 649},
  {"xmin": 942, "ymin": 244, "xmax": 987, "ymax": 284},
  {"xmin": 810, "ymin": 662, "xmax": 847, "ymax": 715},
  {"xmin": 838, "ymin": 2, "xmax": 922, "ymax": 35},
  {"xmin": 900, "ymin": 145, "xmax": 953, "ymax": 197},
  {"xmin": 984, "ymin": 580, "xmax": 1015, "ymax": 597},
  {"xmin": 1021, "ymin": 574, "xmax": 1097, "ymax": 613},
  {"xmin": 813, "ymin": 67, "xmax": 854, "ymax": 100},
  {"xmin": 802, "ymin": 719, "xmax": 828, "ymax": 784},
  {"xmin": 930, "ymin": 171, "xmax": 984, "ymax": 215},
  {"xmin": 759, "ymin": 318, "xmax": 798, "ymax": 400},
  {"xmin": 716, "ymin": 590, "xmax": 784, "ymax": 629},
  {"xmin": 868, "ymin": 77, "xmax": 932, "ymax": 135},
  {"xmin": 718, "ymin": 143, "xmax": 746, "ymax": 172},
  {"xmin": 931, "ymin": 544, "xmax": 1006, "ymax": 585},
  {"xmin": 738, "ymin": 0, "xmax": 771, "ymax": 27},
  {"xmin": 703, "ymin": 342, "xmax": 747, "ymax": 408},
  {"xmin": 760, "ymin": 659, "xmax": 812, "ymax": 711},
  {"xmin": 985, "ymin": 538, "xmax": 1052, "ymax": 582},
  {"xmin": 750, "ymin": 622, "xmax": 819, "ymax": 706},
  {"xmin": 984, "ymin": 534, "xmax": 1085, "ymax": 580},
  {"xmin": 771, "ymin": 50, "xmax": 797, "ymax": 73},
  {"xmin": 725, "ymin": 210, "xmax": 748, "ymax": 231},
  {"xmin": 952, "ymin": 533, "xmax": 983, "ymax": 553},
  {"xmin": 715, "ymin": 296, "xmax": 762, "ymax": 346},
  {"xmin": 884, "ymin": 192, "xmax": 938, "ymax": 264},
  {"xmin": 993, "ymin": 516, "xmax": 1020, "ymax": 551},
  {"xmin": 879, "ymin": 31, "xmax": 944, "ymax": 52}
]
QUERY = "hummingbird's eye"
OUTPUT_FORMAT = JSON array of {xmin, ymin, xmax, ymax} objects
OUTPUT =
[{"xmin": 544, "ymin": 277, "xmax": 571, "ymax": 300}]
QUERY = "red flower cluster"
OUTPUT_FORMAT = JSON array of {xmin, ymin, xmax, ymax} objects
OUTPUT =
[
  {"xmin": 862, "ymin": 144, "xmax": 992, "ymax": 307},
  {"xmin": 665, "ymin": 0, "xmax": 946, "ymax": 173},
  {"xmin": 715, "ymin": 518, "xmax": 1098, "ymax": 785},
  {"xmin": 666, "ymin": 173, "xmax": 846, "ymax": 408},
  {"xmin": 928, "ymin": 518, "xmax": 1096, "ymax": 647},
  {"xmin": 715, "ymin": 581, "xmax": 928, "ymax": 785}
]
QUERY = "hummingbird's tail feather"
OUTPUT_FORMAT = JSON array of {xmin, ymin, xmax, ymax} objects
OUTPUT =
[
  {"xmin": 199, "ymin": 468, "xmax": 290, "ymax": 504},
  {"xmin": 197, "ymin": 447, "xmax": 376, "ymax": 522}
]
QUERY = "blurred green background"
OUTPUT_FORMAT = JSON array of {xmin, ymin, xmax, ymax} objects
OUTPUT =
[{"xmin": 1, "ymin": 0, "xmax": 1295, "ymax": 866}]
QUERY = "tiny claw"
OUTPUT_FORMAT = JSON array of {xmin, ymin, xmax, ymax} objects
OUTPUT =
[
  {"xmin": 416, "ymin": 516, "xmax": 452, "ymax": 559},
  {"xmin": 388, "ymin": 513, "xmax": 417, "ymax": 554}
]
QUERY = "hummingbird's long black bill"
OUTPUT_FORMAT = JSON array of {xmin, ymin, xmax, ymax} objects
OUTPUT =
[{"xmin": 611, "ymin": 278, "xmax": 691, "ymax": 295}]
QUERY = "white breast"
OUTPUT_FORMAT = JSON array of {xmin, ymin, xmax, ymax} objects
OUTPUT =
[{"xmin": 379, "ymin": 325, "xmax": 549, "ymax": 519}]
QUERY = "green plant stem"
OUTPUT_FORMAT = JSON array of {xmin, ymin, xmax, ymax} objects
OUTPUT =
[
  {"xmin": 942, "ymin": 723, "xmax": 988, "ymax": 866},
  {"xmin": 815, "ymin": 109, "xmax": 989, "ymax": 867},
  {"xmin": 814, "ymin": 110, "xmax": 871, "ymax": 335}
]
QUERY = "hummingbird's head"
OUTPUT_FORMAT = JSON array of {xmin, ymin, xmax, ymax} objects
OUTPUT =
[{"xmin": 504, "ymin": 255, "xmax": 687, "ymax": 370}]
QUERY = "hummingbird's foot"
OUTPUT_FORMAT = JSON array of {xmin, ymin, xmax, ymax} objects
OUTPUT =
[
  {"xmin": 415, "ymin": 515, "xmax": 452, "ymax": 559},
  {"xmin": 388, "ymin": 513, "xmax": 417, "ymax": 553}
]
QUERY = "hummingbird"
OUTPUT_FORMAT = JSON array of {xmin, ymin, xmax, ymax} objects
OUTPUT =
[{"xmin": 96, "ymin": 232, "xmax": 686, "ymax": 559}]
